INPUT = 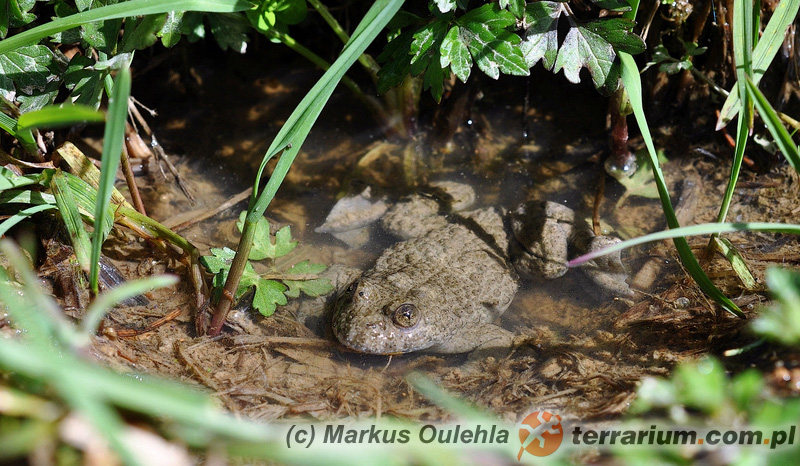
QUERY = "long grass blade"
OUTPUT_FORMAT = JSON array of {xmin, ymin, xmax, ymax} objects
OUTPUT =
[
  {"xmin": 570, "ymin": 221, "xmax": 800, "ymax": 266},
  {"xmin": 16, "ymin": 105, "xmax": 104, "ymax": 131},
  {"xmin": 0, "ymin": 204, "xmax": 56, "ymax": 236},
  {"xmin": 619, "ymin": 52, "xmax": 743, "ymax": 318},
  {"xmin": 90, "ymin": 65, "xmax": 131, "ymax": 294},
  {"xmin": 0, "ymin": 0, "xmax": 253, "ymax": 55}
]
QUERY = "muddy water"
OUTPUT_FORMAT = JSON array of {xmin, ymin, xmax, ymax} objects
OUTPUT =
[{"xmin": 104, "ymin": 51, "xmax": 790, "ymax": 422}]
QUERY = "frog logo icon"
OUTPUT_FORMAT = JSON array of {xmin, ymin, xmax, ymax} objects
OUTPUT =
[{"xmin": 517, "ymin": 411, "xmax": 563, "ymax": 459}]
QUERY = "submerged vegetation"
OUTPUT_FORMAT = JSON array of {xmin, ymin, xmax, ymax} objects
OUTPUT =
[{"xmin": 1, "ymin": 0, "xmax": 800, "ymax": 463}]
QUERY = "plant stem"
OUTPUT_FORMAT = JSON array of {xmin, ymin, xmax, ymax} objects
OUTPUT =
[
  {"xmin": 306, "ymin": 0, "xmax": 382, "ymax": 85},
  {"xmin": 206, "ymin": 218, "xmax": 255, "ymax": 336}
]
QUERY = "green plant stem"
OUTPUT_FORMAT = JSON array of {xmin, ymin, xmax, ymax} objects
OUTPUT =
[
  {"xmin": 306, "ymin": 0, "xmax": 382, "ymax": 85},
  {"xmin": 267, "ymin": 29, "xmax": 389, "ymax": 128}
]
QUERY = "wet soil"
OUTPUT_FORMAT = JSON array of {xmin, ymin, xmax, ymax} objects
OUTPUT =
[{"xmin": 56, "ymin": 46, "xmax": 800, "ymax": 425}]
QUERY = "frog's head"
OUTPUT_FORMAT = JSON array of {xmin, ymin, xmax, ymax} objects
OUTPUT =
[{"xmin": 331, "ymin": 278, "xmax": 442, "ymax": 354}]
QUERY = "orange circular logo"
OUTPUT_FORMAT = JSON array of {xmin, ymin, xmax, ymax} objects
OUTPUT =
[{"xmin": 517, "ymin": 411, "xmax": 564, "ymax": 459}]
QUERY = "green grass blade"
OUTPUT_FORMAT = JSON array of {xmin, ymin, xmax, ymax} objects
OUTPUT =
[
  {"xmin": 50, "ymin": 170, "xmax": 93, "ymax": 273},
  {"xmin": 81, "ymin": 275, "xmax": 178, "ymax": 337},
  {"xmin": 0, "ymin": 0, "xmax": 253, "ymax": 55},
  {"xmin": 746, "ymin": 76, "xmax": 800, "ymax": 170},
  {"xmin": 0, "ymin": 204, "xmax": 56, "ymax": 236},
  {"xmin": 0, "ymin": 166, "xmax": 48, "ymax": 191},
  {"xmin": 90, "ymin": 65, "xmax": 131, "ymax": 294},
  {"xmin": 619, "ymin": 52, "xmax": 743, "ymax": 318},
  {"xmin": 717, "ymin": 0, "xmax": 800, "ymax": 129},
  {"xmin": 715, "ymin": 101, "xmax": 749, "ymax": 223},
  {"xmin": 16, "ymin": 105, "xmax": 104, "ymax": 131},
  {"xmin": 570, "ymin": 221, "xmax": 800, "ymax": 266}
]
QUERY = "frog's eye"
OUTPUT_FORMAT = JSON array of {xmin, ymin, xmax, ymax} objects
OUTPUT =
[{"xmin": 391, "ymin": 303, "xmax": 419, "ymax": 329}]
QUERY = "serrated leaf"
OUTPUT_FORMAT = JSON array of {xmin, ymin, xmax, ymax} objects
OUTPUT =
[
  {"xmin": 1, "ymin": 0, "xmax": 37, "ymax": 39},
  {"xmin": 499, "ymin": 0, "xmax": 525, "ymax": 18},
  {"xmin": 199, "ymin": 247, "xmax": 236, "ymax": 274},
  {"xmin": 434, "ymin": 0, "xmax": 457, "ymax": 13},
  {"xmin": 285, "ymin": 259, "xmax": 327, "ymax": 275},
  {"xmin": 423, "ymin": 48, "xmax": 445, "ymax": 101},
  {"xmin": 440, "ymin": 25, "xmax": 471, "ymax": 82},
  {"xmin": 120, "ymin": 14, "xmax": 166, "ymax": 52},
  {"xmin": 377, "ymin": 29, "xmax": 415, "ymax": 93},
  {"xmin": 461, "ymin": 22, "xmax": 527, "ymax": 79},
  {"xmin": 553, "ymin": 18, "xmax": 615, "ymax": 88},
  {"xmin": 0, "ymin": 45, "xmax": 57, "ymax": 98},
  {"xmin": 409, "ymin": 20, "xmax": 447, "ymax": 76},
  {"xmin": 237, "ymin": 212, "xmax": 297, "ymax": 260},
  {"xmin": 208, "ymin": 13, "xmax": 249, "ymax": 53},
  {"xmin": 582, "ymin": 18, "xmax": 645, "ymax": 55},
  {"xmin": 521, "ymin": 1, "xmax": 562, "ymax": 69},
  {"xmin": 459, "ymin": 3, "xmax": 516, "ymax": 29},
  {"xmin": 252, "ymin": 278, "xmax": 287, "ymax": 316},
  {"xmin": 283, "ymin": 278, "xmax": 333, "ymax": 298}
]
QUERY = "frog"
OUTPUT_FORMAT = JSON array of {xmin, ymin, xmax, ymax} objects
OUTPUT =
[{"xmin": 329, "ymin": 182, "xmax": 631, "ymax": 354}]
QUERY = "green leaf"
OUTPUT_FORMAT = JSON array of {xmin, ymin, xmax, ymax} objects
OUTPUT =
[
  {"xmin": 423, "ymin": 48, "xmax": 445, "ymax": 102},
  {"xmin": 285, "ymin": 259, "xmax": 325, "ymax": 274},
  {"xmin": 0, "ymin": 166, "xmax": 48, "ymax": 191},
  {"xmin": 199, "ymin": 247, "xmax": 236, "ymax": 274},
  {"xmin": 461, "ymin": 21, "xmax": 527, "ymax": 79},
  {"xmin": 120, "ymin": 14, "xmax": 167, "ymax": 52},
  {"xmin": 553, "ymin": 18, "xmax": 616, "ymax": 88},
  {"xmin": 753, "ymin": 267, "xmax": 800, "ymax": 345},
  {"xmin": 1, "ymin": 0, "xmax": 37, "ymax": 39},
  {"xmin": 434, "ymin": 0, "xmax": 457, "ymax": 13},
  {"xmin": 208, "ymin": 12, "xmax": 250, "ymax": 53},
  {"xmin": 521, "ymin": 1, "xmax": 562, "ymax": 69},
  {"xmin": 252, "ymin": 278, "xmax": 287, "ymax": 316},
  {"xmin": 409, "ymin": 20, "xmax": 447, "ymax": 76},
  {"xmin": 274, "ymin": 0, "xmax": 307, "ymax": 25},
  {"xmin": 376, "ymin": 29, "xmax": 415, "ymax": 93},
  {"xmin": 499, "ymin": 0, "xmax": 525, "ymax": 18},
  {"xmin": 284, "ymin": 277, "xmax": 333, "ymax": 298},
  {"xmin": 588, "ymin": 0, "xmax": 632, "ymax": 12},
  {"xmin": 582, "ymin": 18, "xmax": 645, "ymax": 55},
  {"xmin": 236, "ymin": 211, "xmax": 297, "ymax": 260},
  {"xmin": 459, "ymin": 3, "xmax": 516, "ymax": 29},
  {"xmin": 64, "ymin": 55, "xmax": 107, "ymax": 108},
  {"xmin": 440, "ymin": 25, "xmax": 471, "ymax": 82},
  {"xmin": 0, "ymin": 45, "xmax": 57, "ymax": 100},
  {"xmin": 281, "ymin": 259, "xmax": 333, "ymax": 298}
]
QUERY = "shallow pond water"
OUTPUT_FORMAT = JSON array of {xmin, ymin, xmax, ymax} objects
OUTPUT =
[{"xmin": 85, "ymin": 48, "xmax": 800, "ymax": 423}]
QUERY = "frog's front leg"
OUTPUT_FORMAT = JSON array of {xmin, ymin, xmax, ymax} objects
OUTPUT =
[
  {"xmin": 510, "ymin": 201, "xmax": 633, "ymax": 296},
  {"xmin": 428, "ymin": 323, "xmax": 515, "ymax": 353}
]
